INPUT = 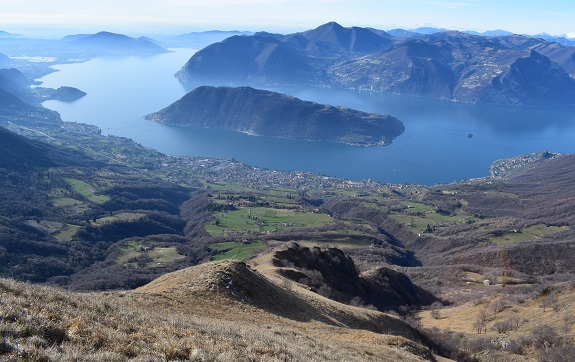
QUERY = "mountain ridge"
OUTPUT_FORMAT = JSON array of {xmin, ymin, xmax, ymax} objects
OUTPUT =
[{"xmin": 177, "ymin": 22, "xmax": 575, "ymax": 107}]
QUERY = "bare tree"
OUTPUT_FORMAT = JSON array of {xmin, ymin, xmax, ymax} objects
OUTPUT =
[
  {"xmin": 507, "ymin": 316, "xmax": 527, "ymax": 332},
  {"xmin": 474, "ymin": 310, "xmax": 488, "ymax": 334}
]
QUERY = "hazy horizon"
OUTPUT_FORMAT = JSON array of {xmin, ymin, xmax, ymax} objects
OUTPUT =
[{"xmin": 1, "ymin": 0, "xmax": 574, "ymax": 39}]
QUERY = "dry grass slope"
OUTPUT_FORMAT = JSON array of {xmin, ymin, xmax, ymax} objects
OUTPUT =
[
  {"xmin": 0, "ymin": 260, "xmax": 443, "ymax": 361},
  {"xmin": 416, "ymin": 282, "xmax": 575, "ymax": 361}
]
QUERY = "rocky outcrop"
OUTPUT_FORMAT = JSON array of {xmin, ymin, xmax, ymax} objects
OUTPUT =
[{"xmin": 273, "ymin": 243, "xmax": 437, "ymax": 311}]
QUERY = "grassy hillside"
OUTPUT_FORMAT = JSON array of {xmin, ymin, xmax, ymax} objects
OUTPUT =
[
  {"xmin": 0, "ymin": 261, "xmax": 440, "ymax": 362},
  {"xmin": 416, "ymin": 282, "xmax": 575, "ymax": 361}
]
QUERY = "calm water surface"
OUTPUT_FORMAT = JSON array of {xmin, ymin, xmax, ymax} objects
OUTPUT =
[{"xmin": 40, "ymin": 49, "xmax": 575, "ymax": 185}]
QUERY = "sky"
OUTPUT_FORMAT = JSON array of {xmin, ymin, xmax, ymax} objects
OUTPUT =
[{"xmin": 1, "ymin": 0, "xmax": 574, "ymax": 38}]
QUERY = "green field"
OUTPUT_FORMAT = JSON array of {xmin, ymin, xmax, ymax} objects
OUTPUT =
[
  {"xmin": 64, "ymin": 178, "xmax": 110, "ymax": 204},
  {"xmin": 52, "ymin": 224, "xmax": 81, "ymax": 242},
  {"xmin": 490, "ymin": 224, "xmax": 569, "ymax": 246},
  {"xmin": 116, "ymin": 240, "xmax": 185, "ymax": 267},
  {"xmin": 210, "ymin": 240, "xmax": 266, "ymax": 261},
  {"xmin": 400, "ymin": 201, "xmax": 434, "ymax": 214},
  {"xmin": 205, "ymin": 207, "xmax": 333, "ymax": 236},
  {"xmin": 93, "ymin": 212, "xmax": 147, "ymax": 225},
  {"xmin": 281, "ymin": 234, "xmax": 376, "ymax": 249},
  {"xmin": 390, "ymin": 201, "xmax": 472, "ymax": 234}
]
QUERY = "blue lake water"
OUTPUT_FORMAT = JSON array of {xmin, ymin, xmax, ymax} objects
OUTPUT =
[{"xmin": 40, "ymin": 49, "xmax": 575, "ymax": 185}]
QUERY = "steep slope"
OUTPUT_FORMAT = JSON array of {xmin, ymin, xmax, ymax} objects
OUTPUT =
[
  {"xmin": 0, "ymin": 68, "xmax": 37, "ymax": 104},
  {"xmin": 0, "ymin": 125, "xmax": 54, "ymax": 169},
  {"xmin": 176, "ymin": 34, "xmax": 320, "ymax": 85},
  {"xmin": 446, "ymin": 155, "xmax": 575, "ymax": 275},
  {"xmin": 176, "ymin": 22, "xmax": 392, "ymax": 86},
  {"xmin": 0, "ymin": 125, "xmax": 198, "ymax": 285},
  {"xmin": 0, "ymin": 69, "xmax": 61, "ymax": 123},
  {"xmin": 0, "ymin": 125, "xmax": 99, "ymax": 169},
  {"xmin": 269, "ymin": 243, "xmax": 437, "ymax": 311},
  {"xmin": 146, "ymin": 85, "xmax": 404, "ymax": 146},
  {"xmin": 134, "ymin": 260, "xmax": 438, "ymax": 357},
  {"xmin": 330, "ymin": 39, "xmax": 458, "ymax": 99},
  {"xmin": 332, "ymin": 31, "xmax": 575, "ymax": 106},
  {"xmin": 178, "ymin": 23, "xmax": 575, "ymax": 106},
  {"xmin": 285, "ymin": 21, "xmax": 393, "ymax": 58},
  {"xmin": 0, "ymin": 264, "xmax": 442, "ymax": 361},
  {"xmin": 478, "ymin": 50, "xmax": 575, "ymax": 106}
]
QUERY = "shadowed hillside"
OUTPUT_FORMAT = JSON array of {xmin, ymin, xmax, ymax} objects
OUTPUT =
[{"xmin": 270, "ymin": 243, "xmax": 437, "ymax": 312}]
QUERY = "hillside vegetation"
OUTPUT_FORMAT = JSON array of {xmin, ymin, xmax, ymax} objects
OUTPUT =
[
  {"xmin": 177, "ymin": 22, "xmax": 575, "ymax": 107},
  {"xmin": 146, "ymin": 85, "xmax": 404, "ymax": 146},
  {"xmin": 0, "ymin": 261, "xmax": 440, "ymax": 361}
]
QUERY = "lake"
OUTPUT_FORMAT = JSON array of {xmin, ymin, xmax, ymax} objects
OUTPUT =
[{"xmin": 40, "ymin": 49, "xmax": 575, "ymax": 185}]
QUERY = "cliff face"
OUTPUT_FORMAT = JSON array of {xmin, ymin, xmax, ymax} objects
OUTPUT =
[
  {"xmin": 177, "ymin": 23, "xmax": 575, "ymax": 107},
  {"xmin": 146, "ymin": 86, "xmax": 404, "ymax": 146},
  {"xmin": 272, "ymin": 243, "xmax": 437, "ymax": 311}
]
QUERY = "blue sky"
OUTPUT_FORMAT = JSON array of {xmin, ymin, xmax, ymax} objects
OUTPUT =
[{"xmin": 1, "ymin": 0, "xmax": 574, "ymax": 37}]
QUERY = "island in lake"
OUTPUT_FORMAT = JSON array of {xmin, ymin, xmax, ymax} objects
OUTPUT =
[{"xmin": 145, "ymin": 86, "xmax": 404, "ymax": 146}]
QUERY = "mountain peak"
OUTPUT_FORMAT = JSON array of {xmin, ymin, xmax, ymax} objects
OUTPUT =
[{"xmin": 317, "ymin": 21, "xmax": 345, "ymax": 29}]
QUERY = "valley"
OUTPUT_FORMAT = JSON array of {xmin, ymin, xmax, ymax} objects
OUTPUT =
[
  {"xmin": 2, "ymin": 22, "xmax": 575, "ymax": 362},
  {"xmin": 3, "ymin": 113, "xmax": 575, "ymax": 360}
]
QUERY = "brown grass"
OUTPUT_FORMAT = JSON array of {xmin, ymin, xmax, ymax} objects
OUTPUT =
[
  {"xmin": 0, "ymin": 259, "xmax": 441, "ymax": 361},
  {"xmin": 416, "ymin": 282, "xmax": 575, "ymax": 361}
]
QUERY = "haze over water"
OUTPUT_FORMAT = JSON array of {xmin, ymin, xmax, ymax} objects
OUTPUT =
[{"xmin": 40, "ymin": 49, "xmax": 575, "ymax": 185}]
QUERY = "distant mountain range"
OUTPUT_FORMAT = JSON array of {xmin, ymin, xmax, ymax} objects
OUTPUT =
[
  {"xmin": 0, "ymin": 30, "xmax": 21, "ymax": 38},
  {"xmin": 158, "ymin": 30, "xmax": 254, "ymax": 49},
  {"xmin": 145, "ymin": 85, "xmax": 404, "ymax": 146},
  {"xmin": 0, "ymin": 68, "xmax": 68, "ymax": 124},
  {"xmin": 177, "ymin": 22, "xmax": 575, "ymax": 107},
  {"xmin": 63, "ymin": 31, "xmax": 167, "ymax": 55}
]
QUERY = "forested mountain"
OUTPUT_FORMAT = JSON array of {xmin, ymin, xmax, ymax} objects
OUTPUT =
[
  {"xmin": 177, "ymin": 22, "xmax": 575, "ymax": 107},
  {"xmin": 146, "ymin": 85, "xmax": 404, "ymax": 146},
  {"xmin": 0, "ymin": 67, "xmax": 85, "ymax": 123},
  {"xmin": 0, "ymin": 125, "xmax": 198, "ymax": 287}
]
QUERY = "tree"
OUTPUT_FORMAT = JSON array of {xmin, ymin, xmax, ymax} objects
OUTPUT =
[
  {"xmin": 474, "ymin": 310, "xmax": 488, "ymax": 334},
  {"xmin": 507, "ymin": 316, "xmax": 527, "ymax": 332},
  {"xmin": 531, "ymin": 325, "xmax": 558, "ymax": 351},
  {"xmin": 491, "ymin": 320, "xmax": 512, "ymax": 334}
]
